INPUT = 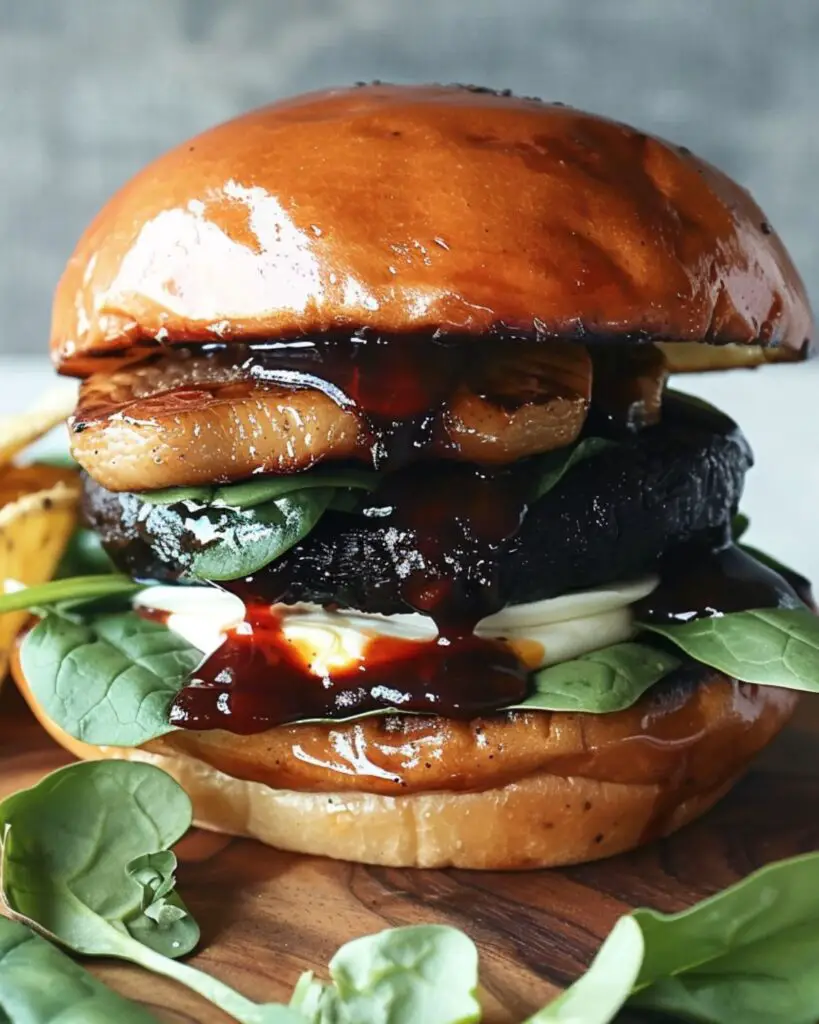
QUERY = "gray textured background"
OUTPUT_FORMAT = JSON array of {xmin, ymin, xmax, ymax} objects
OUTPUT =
[{"xmin": 0, "ymin": 0, "xmax": 817, "ymax": 354}]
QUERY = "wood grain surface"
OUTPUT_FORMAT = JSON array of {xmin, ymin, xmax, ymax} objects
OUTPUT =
[{"xmin": 2, "ymin": 683, "xmax": 817, "ymax": 1023}]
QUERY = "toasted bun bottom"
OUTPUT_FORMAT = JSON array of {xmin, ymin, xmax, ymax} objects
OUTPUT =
[{"xmin": 13, "ymin": 655, "xmax": 797, "ymax": 869}]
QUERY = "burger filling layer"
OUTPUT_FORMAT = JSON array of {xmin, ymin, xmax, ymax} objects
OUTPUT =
[{"xmin": 65, "ymin": 339, "xmax": 808, "ymax": 740}]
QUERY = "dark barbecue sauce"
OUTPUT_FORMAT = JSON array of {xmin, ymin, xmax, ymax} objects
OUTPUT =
[
  {"xmin": 636, "ymin": 543, "xmax": 802, "ymax": 624},
  {"xmin": 170, "ymin": 608, "xmax": 528, "ymax": 732},
  {"xmin": 169, "ymin": 460, "xmax": 533, "ymax": 733}
]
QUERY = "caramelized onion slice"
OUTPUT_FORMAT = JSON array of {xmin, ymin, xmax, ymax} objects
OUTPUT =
[
  {"xmin": 71, "ymin": 343, "xmax": 594, "ymax": 492},
  {"xmin": 439, "ymin": 343, "xmax": 592, "ymax": 462},
  {"xmin": 71, "ymin": 358, "xmax": 364, "ymax": 492}
]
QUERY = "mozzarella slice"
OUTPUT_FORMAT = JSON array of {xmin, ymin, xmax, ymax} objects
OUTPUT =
[
  {"xmin": 133, "ymin": 586, "xmax": 245, "ymax": 656},
  {"xmin": 134, "ymin": 576, "xmax": 658, "ymax": 675},
  {"xmin": 476, "ymin": 576, "xmax": 658, "ymax": 629}
]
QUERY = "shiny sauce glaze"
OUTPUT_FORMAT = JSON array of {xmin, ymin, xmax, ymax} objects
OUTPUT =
[{"xmin": 168, "ymin": 538, "xmax": 802, "ymax": 734}]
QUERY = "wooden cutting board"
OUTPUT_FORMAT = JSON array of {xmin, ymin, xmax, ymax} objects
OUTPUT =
[{"xmin": 2, "ymin": 683, "xmax": 817, "ymax": 1023}]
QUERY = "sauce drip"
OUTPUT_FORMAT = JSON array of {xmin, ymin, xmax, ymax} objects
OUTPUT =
[
  {"xmin": 170, "ymin": 605, "xmax": 528, "ymax": 734},
  {"xmin": 171, "ymin": 459, "xmax": 533, "ymax": 733}
]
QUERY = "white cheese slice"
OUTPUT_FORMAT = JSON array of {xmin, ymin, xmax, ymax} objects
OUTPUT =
[{"xmin": 134, "ymin": 575, "xmax": 658, "ymax": 674}]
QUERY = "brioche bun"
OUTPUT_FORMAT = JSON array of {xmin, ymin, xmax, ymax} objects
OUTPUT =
[
  {"xmin": 12, "ymin": 645, "xmax": 797, "ymax": 868},
  {"xmin": 52, "ymin": 84, "xmax": 812, "ymax": 375}
]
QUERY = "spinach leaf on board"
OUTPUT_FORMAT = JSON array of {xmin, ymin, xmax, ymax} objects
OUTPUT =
[
  {"xmin": 640, "ymin": 606, "xmax": 819, "ymax": 691},
  {"xmin": 524, "ymin": 917, "xmax": 644, "ymax": 1023},
  {"xmin": 529, "ymin": 851, "xmax": 819, "ymax": 1024},
  {"xmin": 0, "ymin": 574, "xmax": 141, "ymax": 615},
  {"xmin": 511, "ymin": 643, "xmax": 680, "ymax": 714},
  {"xmin": 0, "ymin": 761, "xmax": 302, "ymax": 1024},
  {"xmin": 0, "ymin": 761, "xmax": 198, "ymax": 959},
  {"xmin": 533, "ymin": 437, "xmax": 618, "ymax": 501},
  {"xmin": 20, "ymin": 610, "xmax": 201, "ymax": 745},
  {"xmin": 141, "ymin": 466, "xmax": 380, "ymax": 508},
  {"xmin": 290, "ymin": 926, "xmax": 481, "ymax": 1024},
  {"xmin": 628, "ymin": 851, "xmax": 819, "ymax": 1024},
  {"xmin": 5, "ymin": 760, "xmax": 819, "ymax": 1024},
  {"xmin": 0, "ymin": 917, "xmax": 161, "ymax": 1024}
]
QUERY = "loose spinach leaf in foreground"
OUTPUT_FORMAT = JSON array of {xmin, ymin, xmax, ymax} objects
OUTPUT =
[
  {"xmin": 0, "ymin": 762, "xmax": 308, "ymax": 1024},
  {"xmin": 291, "ymin": 925, "xmax": 481, "ymax": 1024},
  {"xmin": 640, "ymin": 606, "xmax": 819, "ymax": 691},
  {"xmin": 524, "ymin": 916, "xmax": 644, "ymax": 1023},
  {"xmin": 0, "ymin": 760, "xmax": 199, "ymax": 959},
  {"xmin": 21, "ymin": 609, "xmax": 201, "ymax": 745},
  {"xmin": 6, "ymin": 761, "xmax": 819, "ymax": 1023},
  {"xmin": 629, "ymin": 851, "xmax": 819, "ymax": 1023},
  {"xmin": 512, "ymin": 643, "xmax": 680, "ymax": 714},
  {"xmin": 0, "ymin": 917, "xmax": 161, "ymax": 1024},
  {"xmin": 0, "ymin": 573, "xmax": 141, "ymax": 615},
  {"xmin": 530, "ymin": 850, "xmax": 819, "ymax": 1024}
]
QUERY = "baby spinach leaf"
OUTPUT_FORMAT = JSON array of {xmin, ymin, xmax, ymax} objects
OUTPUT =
[
  {"xmin": 731, "ymin": 512, "xmax": 750, "ymax": 542},
  {"xmin": 640, "ymin": 607, "xmax": 819, "ymax": 692},
  {"xmin": 524, "ymin": 916, "xmax": 644, "ymax": 1022},
  {"xmin": 141, "ymin": 466, "xmax": 380, "ymax": 509},
  {"xmin": 20, "ymin": 609, "xmax": 201, "ymax": 745},
  {"xmin": 731, "ymin": 513, "xmax": 812, "ymax": 600},
  {"xmin": 531, "ymin": 851, "xmax": 819, "ymax": 1024},
  {"xmin": 0, "ymin": 574, "xmax": 141, "ymax": 615},
  {"xmin": 0, "ymin": 761, "xmax": 198, "ymax": 959},
  {"xmin": 628, "ymin": 850, "xmax": 819, "ymax": 1023},
  {"xmin": 511, "ymin": 643, "xmax": 680, "ymax": 714},
  {"xmin": 533, "ymin": 437, "xmax": 618, "ymax": 501},
  {"xmin": 211, "ymin": 469, "xmax": 380, "ymax": 509},
  {"xmin": 140, "ymin": 484, "xmax": 215, "ymax": 506},
  {"xmin": 0, "ymin": 761, "xmax": 301, "ymax": 1024},
  {"xmin": 189, "ymin": 489, "xmax": 334, "ymax": 580},
  {"xmin": 292, "ymin": 925, "xmax": 481, "ymax": 1024},
  {"xmin": 127, "ymin": 851, "xmax": 199, "ymax": 953},
  {"xmin": 0, "ymin": 917, "xmax": 161, "ymax": 1023}
]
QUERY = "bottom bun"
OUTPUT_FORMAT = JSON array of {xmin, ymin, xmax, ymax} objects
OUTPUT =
[{"xmin": 13, "ymin": 653, "xmax": 797, "ymax": 869}]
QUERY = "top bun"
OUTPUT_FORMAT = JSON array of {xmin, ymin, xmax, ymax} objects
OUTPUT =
[{"xmin": 51, "ymin": 84, "xmax": 813, "ymax": 373}]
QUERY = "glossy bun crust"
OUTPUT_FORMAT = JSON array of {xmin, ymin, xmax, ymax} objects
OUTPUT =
[
  {"xmin": 14, "ymin": 647, "xmax": 798, "ymax": 868},
  {"xmin": 52, "ymin": 84, "xmax": 812, "ymax": 373}
]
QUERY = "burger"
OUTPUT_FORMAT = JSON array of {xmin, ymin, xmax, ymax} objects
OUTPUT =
[{"xmin": 11, "ymin": 84, "xmax": 818, "ymax": 869}]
